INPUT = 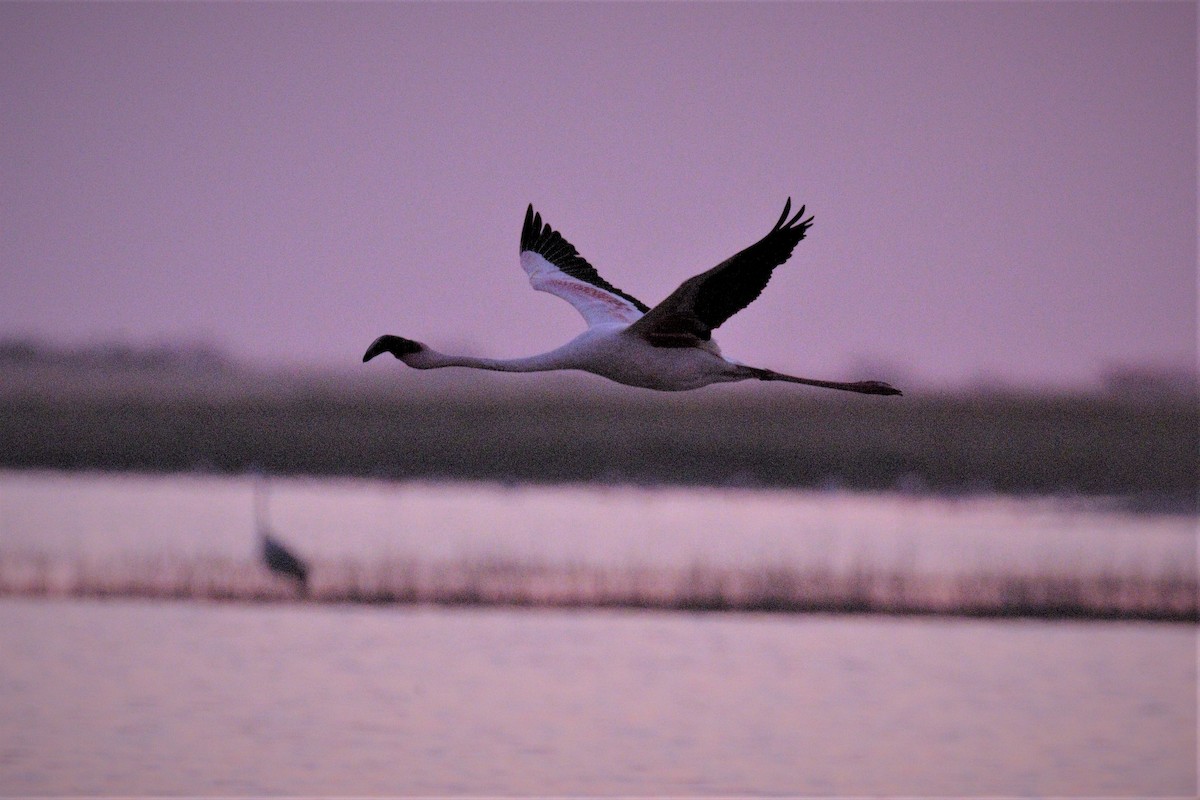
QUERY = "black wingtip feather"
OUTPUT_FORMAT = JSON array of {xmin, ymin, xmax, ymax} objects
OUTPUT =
[
  {"xmin": 774, "ymin": 198, "xmax": 792, "ymax": 230},
  {"xmin": 773, "ymin": 198, "xmax": 816, "ymax": 232}
]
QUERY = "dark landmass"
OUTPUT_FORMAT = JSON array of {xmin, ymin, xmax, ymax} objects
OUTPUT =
[{"xmin": 0, "ymin": 342, "xmax": 1196, "ymax": 509}]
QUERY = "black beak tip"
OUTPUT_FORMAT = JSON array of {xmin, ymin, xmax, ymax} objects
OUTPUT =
[
  {"xmin": 363, "ymin": 335, "xmax": 396, "ymax": 362},
  {"xmin": 363, "ymin": 334, "xmax": 422, "ymax": 363}
]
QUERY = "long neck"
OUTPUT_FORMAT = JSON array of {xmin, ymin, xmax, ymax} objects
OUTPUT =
[{"xmin": 409, "ymin": 347, "xmax": 572, "ymax": 374}]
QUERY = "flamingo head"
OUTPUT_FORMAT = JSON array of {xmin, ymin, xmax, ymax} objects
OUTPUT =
[{"xmin": 363, "ymin": 335, "xmax": 425, "ymax": 363}]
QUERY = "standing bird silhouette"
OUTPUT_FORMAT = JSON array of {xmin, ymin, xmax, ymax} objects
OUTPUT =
[
  {"xmin": 255, "ymin": 481, "xmax": 309, "ymax": 597},
  {"xmin": 364, "ymin": 200, "xmax": 901, "ymax": 395}
]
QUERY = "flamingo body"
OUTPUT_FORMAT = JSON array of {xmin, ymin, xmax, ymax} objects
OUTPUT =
[{"xmin": 364, "ymin": 200, "xmax": 901, "ymax": 396}]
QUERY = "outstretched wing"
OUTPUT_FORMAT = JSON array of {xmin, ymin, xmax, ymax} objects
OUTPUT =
[
  {"xmin": 520, "ymin": 204, "xmax": 649, "ymax": 328},
  {"xmin": 627, "ymin": 199, "xmax": 814, "ymax": 347}
]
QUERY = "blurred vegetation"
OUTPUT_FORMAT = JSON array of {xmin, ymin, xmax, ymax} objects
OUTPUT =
[
  {"xmin": 0, "ymin": 340, "xmax": 1196, "ymax": 507},
  {"xmin": 2, "ymin": 550, "xmax": 1195, "ymax": 622}
]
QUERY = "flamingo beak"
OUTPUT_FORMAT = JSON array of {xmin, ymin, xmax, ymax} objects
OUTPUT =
[{"xmin": 363, "ymin": 335, "xmax": 423, "ymax": 362}]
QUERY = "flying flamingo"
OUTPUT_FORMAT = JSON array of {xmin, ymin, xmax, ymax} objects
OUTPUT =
[{"xmin": 364, "ymin": 200, "xmax": 901, "ymax": 395}]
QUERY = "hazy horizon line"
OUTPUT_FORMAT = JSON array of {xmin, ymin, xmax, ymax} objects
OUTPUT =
[{"xmin": 2, "ymin": 333, "xmax": 1197, "ymax": 396}]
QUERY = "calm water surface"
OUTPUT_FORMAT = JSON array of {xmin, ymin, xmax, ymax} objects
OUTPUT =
[
  {"xmin": 0, "ymin": 471, "xmax": 1196, "ymax": 795},
  {"xmin": 0, "ymin": 598, "xmax": 1194, "ymax": 796}
]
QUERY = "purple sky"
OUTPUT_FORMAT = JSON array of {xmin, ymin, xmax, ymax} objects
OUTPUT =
[{"xmin": 3, "ymin": 2, "xmax": 1195, "ymax": 389}]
